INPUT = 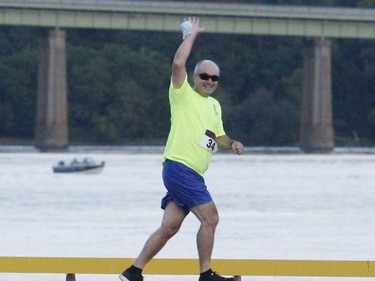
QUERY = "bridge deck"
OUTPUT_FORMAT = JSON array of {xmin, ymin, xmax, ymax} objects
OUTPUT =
[{"xmin": 0, "ymin": 1, "xmax": 375, "ymax": 38}]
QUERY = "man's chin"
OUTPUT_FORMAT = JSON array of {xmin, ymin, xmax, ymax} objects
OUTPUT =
[{"xmin": 203, "ymin": 89, "xmax": 215, "ymax": 96}]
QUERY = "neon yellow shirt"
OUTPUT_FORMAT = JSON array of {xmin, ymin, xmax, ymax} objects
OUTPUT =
[{"xmin": 164, "ymin": 75, "xmax": 226, "ymax": 175}]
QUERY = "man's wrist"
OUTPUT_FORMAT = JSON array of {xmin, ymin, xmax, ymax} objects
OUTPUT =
[
  {"xmin": 185, "ymin": 32, "xmax": 197, "ymax": 40},
  {"xmin": 230, "ymin": 140, "xmax": 236, "ymax": 148}
]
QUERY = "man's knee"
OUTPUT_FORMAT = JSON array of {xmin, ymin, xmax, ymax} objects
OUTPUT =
[
  {"xmin": 160, "ymin": 223, "xmax": 181, "ymax": 238},
  {"xmin": 192, "ymin": 202, "xmax": 219, "ymax": 226},
  {"xmin": 161, "ymin": 201, "xmax": 186, "ymax": 238},
  {"xmin": 204, "ymin": 212, "xmax": 219, "ymax": 227}
]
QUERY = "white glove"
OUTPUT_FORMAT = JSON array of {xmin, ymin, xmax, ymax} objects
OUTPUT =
[{"xmin": 180, "ymin": 20, "xmax": 192, "ymax": 39}]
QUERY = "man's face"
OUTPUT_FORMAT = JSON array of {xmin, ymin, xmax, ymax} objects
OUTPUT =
[{"xmin": 193, "ymin": 62, "xmax": 220, "ymax": 97}]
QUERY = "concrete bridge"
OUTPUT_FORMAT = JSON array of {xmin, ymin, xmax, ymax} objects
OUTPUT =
[{"xmin": 1, "ymin": 1, "xmax": 375, "ymax": 152}]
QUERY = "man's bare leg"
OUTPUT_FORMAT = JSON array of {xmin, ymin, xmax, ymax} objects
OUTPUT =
[
  {"xmin": 191, "ymin": 201, "xmax": 219, "ymax": 273},
  {"xmin": 119, "ymin": 201, "xmax": 186, "ymax": 281},
  {"xmin": 191, "ymin": 201, "xmax": 234, "ymax": 281},
  {"xmin": 133, "ymin": 201, "xmax": 186, "ymax": 268}
]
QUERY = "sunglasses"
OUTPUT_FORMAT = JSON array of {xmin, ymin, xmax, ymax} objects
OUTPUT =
[{"xmin": 198, "ymin": 73, "xmax": 220, "ymax": 82}]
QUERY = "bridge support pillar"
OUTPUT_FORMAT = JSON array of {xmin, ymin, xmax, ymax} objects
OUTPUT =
[
  {"xmin": 299, "ymin": 38, "xmax": 334, "ymax": 153},
  {"xmin": 35, "ymin": 29, "xmax": 68, "ymax": 151}
]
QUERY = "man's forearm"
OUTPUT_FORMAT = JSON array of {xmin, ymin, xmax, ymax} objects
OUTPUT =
[
  {"xmin": 216, "ymin": 135, "xmax": 234, "ymax": 150},
  {"xmin": 173, "ymin": 33, "xmax": 196, "ymax": 68},
  {"xmin": 217, "ymin": 135, "xmax": 244, "ymax": 155}
]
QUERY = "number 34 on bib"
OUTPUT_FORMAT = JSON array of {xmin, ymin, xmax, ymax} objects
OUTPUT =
[{"xmin": 200, "ymin": 129, "xmax": 218, "ymax": 153}]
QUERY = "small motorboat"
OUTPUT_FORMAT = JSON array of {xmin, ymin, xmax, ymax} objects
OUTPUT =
[{"xmin": 53, "ymin": 157, "xmax": 105, "ymax": 173}]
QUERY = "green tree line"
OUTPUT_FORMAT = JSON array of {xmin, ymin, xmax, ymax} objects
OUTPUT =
[{"xmin": 0, "ymin": 0, "xmax": 374, "ymax": 146}]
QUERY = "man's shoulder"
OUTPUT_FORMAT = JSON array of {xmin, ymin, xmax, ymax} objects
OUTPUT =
[
  {"xmin": 169, "ymin": 76, "xmax": 195, "ymax": 103},
  {"xmin": 207, "ymin": 95, "xmax": 221, "ymax": 105},
  {"xmin": 170, "ymin": 75, "xmax": 190, "ymax": 91}
]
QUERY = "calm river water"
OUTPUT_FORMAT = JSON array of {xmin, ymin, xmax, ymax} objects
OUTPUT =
[{"xmin": 1, "ymin": 146, "xmax": 374, "ymax": 281}]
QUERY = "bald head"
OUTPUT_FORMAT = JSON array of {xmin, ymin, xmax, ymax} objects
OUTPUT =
[{"xmin": 194, "ymin": 60, "xmax": 220, "ymax": 76}]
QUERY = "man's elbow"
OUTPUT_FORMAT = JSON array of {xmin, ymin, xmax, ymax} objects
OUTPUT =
[{"xmin": 172, "ymin": 59, "xmax": 185, "ymax": 70}]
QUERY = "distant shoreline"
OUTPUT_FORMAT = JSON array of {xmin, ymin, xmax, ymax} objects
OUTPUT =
[
  {"xmin": 1, "ymin": 136, "xmax": 374, "ymax": 154},
  {"xmin": 1, "ymin": 144, "xmax": 375, "ymax": 155}
]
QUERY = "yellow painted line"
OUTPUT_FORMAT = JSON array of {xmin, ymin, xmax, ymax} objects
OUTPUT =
[
  {"xmin": 210, "ymin": 259, "xmax": 375, "ymax": 277},
  {"xmin": 0, "ymin": 257, "xmax": 130, "ymax": 274},
  {"xmin": 0, "ymin": 257, "xmax": 374, "ymax": 277}
]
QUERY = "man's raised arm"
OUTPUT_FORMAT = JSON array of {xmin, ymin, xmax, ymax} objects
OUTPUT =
[{"xmin": 171, "ymin": 17, "xmax": 207, "ymax": 89}]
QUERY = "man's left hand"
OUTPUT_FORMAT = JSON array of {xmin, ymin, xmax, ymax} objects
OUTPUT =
[{"xmin": 231, "ymin": 141, "xmax": 244, "ymax": 155}]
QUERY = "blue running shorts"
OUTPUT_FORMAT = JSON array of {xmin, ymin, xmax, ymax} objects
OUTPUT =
[{"xmin": 161, "ymin": 159, "xmax": 213, "ymax": 214}]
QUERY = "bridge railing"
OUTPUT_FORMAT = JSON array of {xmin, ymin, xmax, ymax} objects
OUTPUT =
[{"xmin": 0, "ymin": 257, "xmax": 374, "ymax": 281}]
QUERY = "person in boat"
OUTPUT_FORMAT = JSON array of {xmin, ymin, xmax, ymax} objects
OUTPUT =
[{"xmin": 119, "ymin": 17, "xmax": 244, "ymax": 281}]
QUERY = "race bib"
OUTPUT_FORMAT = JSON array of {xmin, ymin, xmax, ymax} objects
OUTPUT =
[{"xmin": 200, "ymin": 129, "xmax": 218, "ymax": 153}]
